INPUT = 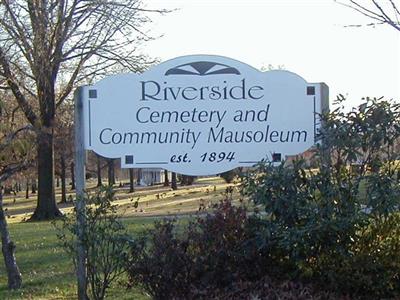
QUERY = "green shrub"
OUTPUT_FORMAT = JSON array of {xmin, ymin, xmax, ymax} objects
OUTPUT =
[
  {"xmin": 242, "ymin": 159, "xmax": 366, "ymax": 277},
  {"xmin": 313, "ymin": 214, "xmax": 400, "ymax": 299},
  {"xmin": 55, "ymin": 186, "xmax": 132, "ymax": 300},
  {"xmin": 241, "ymin": 98, "xmax": 400, "ymax": 298}
]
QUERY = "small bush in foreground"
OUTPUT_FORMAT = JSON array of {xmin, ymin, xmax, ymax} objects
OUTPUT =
[
  {"xmin": 125, "ymin": 198, "xmax": 356, "ymax": 299},
  {"xmin": 55, "ymin": 186, "xmax": 132, "ymax": 300},
  {"xmin": 126, "ymin": 199, "xmax": 266, "ymax": 299}
]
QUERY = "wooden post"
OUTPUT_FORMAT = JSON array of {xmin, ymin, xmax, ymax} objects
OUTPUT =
[
  {"xmin": 319, "ymin": 83, "xmax": 329, "ymax": 115},
  {"xmin": 129, "ymin": 168, "xmax": 135, "ymax": 193},
  {"xmin": 74, "ymin": 87, "xmax": 87, "ymax": 300},
  {"xmin": 318, "ymin": 83, "xmax": 330, "ymax": 169}
]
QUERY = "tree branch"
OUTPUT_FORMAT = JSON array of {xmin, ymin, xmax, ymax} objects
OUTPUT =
[
  {"xmin": 0, "ymin": 163, "xmax": 31, "ymax": 183},
  {"xmin": 0, "ymin": 48, "xmax": 38, "ymax": 126},
  {"xmin": 0, "ymin": 125, "xmax": 34, "ymax": 153},
  {"xmin": 337, "ymin": 0, "xmax": 400, "ymax": 31}
]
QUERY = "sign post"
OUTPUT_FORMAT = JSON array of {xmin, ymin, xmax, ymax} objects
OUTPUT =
[
  {"xmin": 74, "ymin": 87, "xmax": 87, "ymax": 300},
  {"xmin": 317, "ymin": 82, "xmax": 330, "ymax": 168}
]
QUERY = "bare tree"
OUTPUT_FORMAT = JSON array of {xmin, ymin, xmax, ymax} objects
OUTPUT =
[
  {"xmin": 96, "ymin": 154, "xmax": 103, "ymax": 187},
  {"xmin": 55, "ymin": 101, "xmax": 74, "ymax": 204},
  {"xmin": 0, "ymin": 0, "xmax": 164, "ymax": 220},
  {"xmin": 0, "ymin": 135, "xmax": 34, "ymax": 289},
  {"xmin": 107, "ymin": 158, "xmax": 115, "ymax": 186},
  {"xmin": 0, "ymin": 91, "xmax": 36, "ymax": 289},
  {"xmin": 336, "ymin": 0, "xmax": 400, "ymax": 31},
  {"xmin": 129, "ymin": 168, "xmax": 135, "ymax": 193},
  {"xmin": 164, "ymin": 169, "xmax": 169, "ymax": 187},
  {"xmin": 171, "ymin": 172, "xmax": 178, "ymax": 190}
]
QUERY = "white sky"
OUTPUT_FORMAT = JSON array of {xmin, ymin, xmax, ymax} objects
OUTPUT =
[{"xmin": 143, "ymin": 0, "xmax": 400, "ymax": 109}]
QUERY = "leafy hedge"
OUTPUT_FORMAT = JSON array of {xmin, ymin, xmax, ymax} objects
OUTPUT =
[
  {"xmin": 241, "ymin": 98, "xmax": 400, "ymax": 298},
  {"xmin": 125, "ymin": 98, "xmax": 400, "ymax": 299}
]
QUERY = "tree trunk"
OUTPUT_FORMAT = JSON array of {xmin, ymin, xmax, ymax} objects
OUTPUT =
[
  {"xmin": 25, "ymin": 179, "xmax": 29, "ymax": 199},
  {"xmin": 137, "ymin": 168, "xmax": 142, "ymax": 185},
  {"xmin": 107, "ymin": 159, "xmax": 115, "ymax": 186},
  {"xmin": 60, "ymin": 153, "xmax": 67, "ymax": 203},
  {"xmin": 171, "ymin": 172, "xmax": 177, "ymax": 190},
  {"xmin": 56, "ymin": 177, "xmax": 60, "ymax": 188},
  {"xmin": 0, "ymin": 189, "xmax": 22, "ymax": 289},
  {"xmin": 164, "ymin": 169, "xmax": 169, "ymax": 187},
  {"xmin": 181, "ymin": 175, "xmax": 195, "ymax": 186},
  {"xmin": 31, "ymin": 180, "xmax": 36, "ymax": 194},
  {"xmin": 96, "ymin": 155, "xmax": 102, "ymax": 187},
  {"xmin": 129, "ymin": 169, "xmax": 134, "ymax": 193},
  {"xmin": 31, "ymin": 131, "xmax": 62, "ymax": 220},
  {"xmin": 4, "ymin": 186, "xmax": 11, "ymax": 195},
  {"xmin": 70, "ymin": 162, "xmax": 76, "ymax": 190}
]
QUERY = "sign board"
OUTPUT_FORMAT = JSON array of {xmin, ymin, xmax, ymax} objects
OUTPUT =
[{"xmin": 81, "ymin": 55, "xmax": 328, "ymax": 175}]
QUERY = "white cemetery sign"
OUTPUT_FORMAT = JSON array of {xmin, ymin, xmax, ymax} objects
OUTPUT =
[{"xmin": 81, "ymin": 55, "xmax": 328, "ymax": 175}]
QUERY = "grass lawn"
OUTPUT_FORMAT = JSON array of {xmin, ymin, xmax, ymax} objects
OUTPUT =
[
  {"xmin": 3, "ymin": 177, "xmax": 238, "ymax": 223},
  {"xmin": 0, "ymin": 177, "xmax": 239, "ymax": 299},
  {"xmin": 0, "ymin": 218, "xmax": 157, "ymax": 300}
]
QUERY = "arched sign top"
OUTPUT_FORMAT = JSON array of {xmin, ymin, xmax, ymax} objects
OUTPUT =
[
  {"xmin": 95, "ymin": 55, "xmax": 309, "ymax": 87},
  {"xmin": 80, "ymin": 55, "xmax": 328, "ymax": 176},
  {"xmin": 149, "ymin": 54, "xmax": 261, "ymax": 75}
]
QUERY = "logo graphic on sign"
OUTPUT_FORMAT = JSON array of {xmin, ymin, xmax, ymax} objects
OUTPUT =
[
  {"xmin": 82, "ymin": 55, "xmax": 328, "ymax": 176},
  {"xmin": 165, "ymin": 61, "xmax": 241, "ymax": 76}
]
